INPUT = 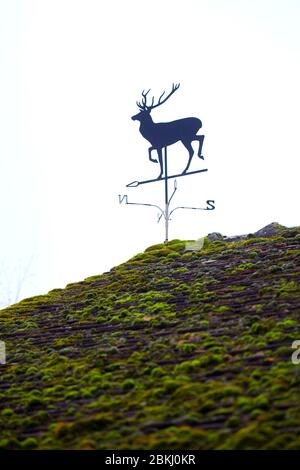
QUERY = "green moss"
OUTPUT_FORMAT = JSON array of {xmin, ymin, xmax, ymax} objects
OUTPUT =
[
  {"xmin": 122, "ymin": 379, "xmax": 137, "ymax": 390},
  {"xmin": 176, "ymin": 343, "xmax": 198, "ymax": 354},
  {"xmin": 150, "ymin": 367, "xmax": 166, "ymax": 377},
  {"xmin": 20, "ymin": 437, "xmax": 38, "ymax": 449},
  {"xmin": 0, "ymin": 439, "xmax": 10, "ymax": 449},
  {"xmin": 275, "ymin": 319, "xmax": 297, "ymax": 329},
  {"xmin": 227, "ymin": 285, "xmax": 247, "ymax": 291},
  {"xmin": 226, "ymin": 415, "xmax": 240, "ymax": 428},
  {"xmin": 175, "ymin": 359, "xmax": 201, "ymax": 373},
  {"xmin": 226, "ymin": 262, "xmax": 255, "ymax": 274},
  {"xmin": 251, "ymin": 322, "xmax": 267, "ymax": 334},
  {"xmin": 215, "ymin": 305, "xmax": 230, "ymax": 313},
  {"xmin": 219, "ymin": 423, "xmax": 267, "ymax": 449},
  {"xmin": 1, "ymin": 408, "xmax": 14, "ymax": 417},
  {"xmin": 1, "ymin": 227, "xmax": 300, "ymax": 449}
]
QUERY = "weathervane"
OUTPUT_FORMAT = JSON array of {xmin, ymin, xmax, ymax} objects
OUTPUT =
[{"xmin": 119, "ymin": 83, "xmax": 215, "ymax": 242}]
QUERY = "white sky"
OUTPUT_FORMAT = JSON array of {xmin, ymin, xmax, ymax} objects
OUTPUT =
[{"xmin": 0, "ymin": 0, "xmax": 299, "ymax": 306}]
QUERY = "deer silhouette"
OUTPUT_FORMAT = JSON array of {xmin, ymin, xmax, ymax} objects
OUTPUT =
[{"xmin": 132, "ymin": 83, "xmax": 204, "ymax": 179}]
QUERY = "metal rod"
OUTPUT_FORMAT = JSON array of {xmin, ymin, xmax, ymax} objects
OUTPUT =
[
  {"xmin": 119, "ymin": 195, "xmax": 164, "ymax": 216},
  {"xmin": 126, "ymin": 168, "xmax": 208, "ymax": 188},
  {"xmin": 169, "ymin": 204, "xmax": 213, "ymax": 218},
  {"xmin": 164, "ymin": 147, "xmax": 169, "ymax": 243},
  {"xmin": 122, "ymin": 153, "xmax": 213, "ymax": 242}
]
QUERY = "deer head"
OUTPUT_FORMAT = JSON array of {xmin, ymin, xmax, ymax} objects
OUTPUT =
[{"xmin": 131, "ymin": 83, "xmax": 180, "ymax": 121}]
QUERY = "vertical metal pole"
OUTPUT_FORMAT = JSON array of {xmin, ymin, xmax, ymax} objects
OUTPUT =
[{"xmin": 164, "ymin": 146, "xmax": 169, "ymax": 243}]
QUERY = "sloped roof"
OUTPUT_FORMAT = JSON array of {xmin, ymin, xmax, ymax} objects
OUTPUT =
[{"xmin": 1, "ymin": 224, "xmax": 300, "ymax": 449}]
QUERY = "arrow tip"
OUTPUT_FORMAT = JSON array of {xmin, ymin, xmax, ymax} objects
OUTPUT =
[{"xmin": 126, "ymin": 181, "xmax": 139, "ymax": 188}]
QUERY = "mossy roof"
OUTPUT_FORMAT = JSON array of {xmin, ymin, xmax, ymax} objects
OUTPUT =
[{"xmin": 1, "ymin": 224, "xmax": 300, "ymax": 449}]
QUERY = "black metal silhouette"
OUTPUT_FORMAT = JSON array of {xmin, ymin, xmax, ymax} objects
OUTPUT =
[
  {"xmin": 131, "ymin": 83, "xmax": 204, "ymax": 178},
  {"xmin": 119, "ymin": 84, "xmax": 214, "ymax": 242},
  {"xmin": 126, "ymin": 168, "xmax": 208, "ymax": 187}
]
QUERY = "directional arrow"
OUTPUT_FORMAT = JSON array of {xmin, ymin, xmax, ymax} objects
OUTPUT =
[{"xmin": 126, "ymin": 168, "xmax": 208, "ymax": 188}]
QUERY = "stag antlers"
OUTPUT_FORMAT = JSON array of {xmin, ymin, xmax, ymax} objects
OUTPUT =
[{"xmin": 136, "ymin": 83, "xmax": 180, "ymax": 111}]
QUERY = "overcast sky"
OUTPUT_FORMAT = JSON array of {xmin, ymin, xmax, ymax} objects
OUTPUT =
[{"xmin": 0, "ymin": 0, "xmax": 299, "ymax": 307}]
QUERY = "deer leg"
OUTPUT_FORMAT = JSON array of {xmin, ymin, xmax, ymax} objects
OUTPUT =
[
  {"xmin": 181, "ymin": 140, "xmax": 194, "ymax": 174},
  {"xmin": 156, "ymin": 148, "xmax": 163, "ymax": 179},
  {"xmin": 148, "ymin": 146, "xmax": 158, "ymax": 163},
  {"xmin": 193, "ymin": 135, "xmax": 205, "ymax": 160}
]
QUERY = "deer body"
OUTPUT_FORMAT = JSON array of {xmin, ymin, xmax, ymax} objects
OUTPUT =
[
  {"xmin": 138, "ymin": 115, "xmax": 202, "ymax": 147},
  {"xmin": 132, "ymin": 84, "xmax": 204, "ymax": 178}
]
